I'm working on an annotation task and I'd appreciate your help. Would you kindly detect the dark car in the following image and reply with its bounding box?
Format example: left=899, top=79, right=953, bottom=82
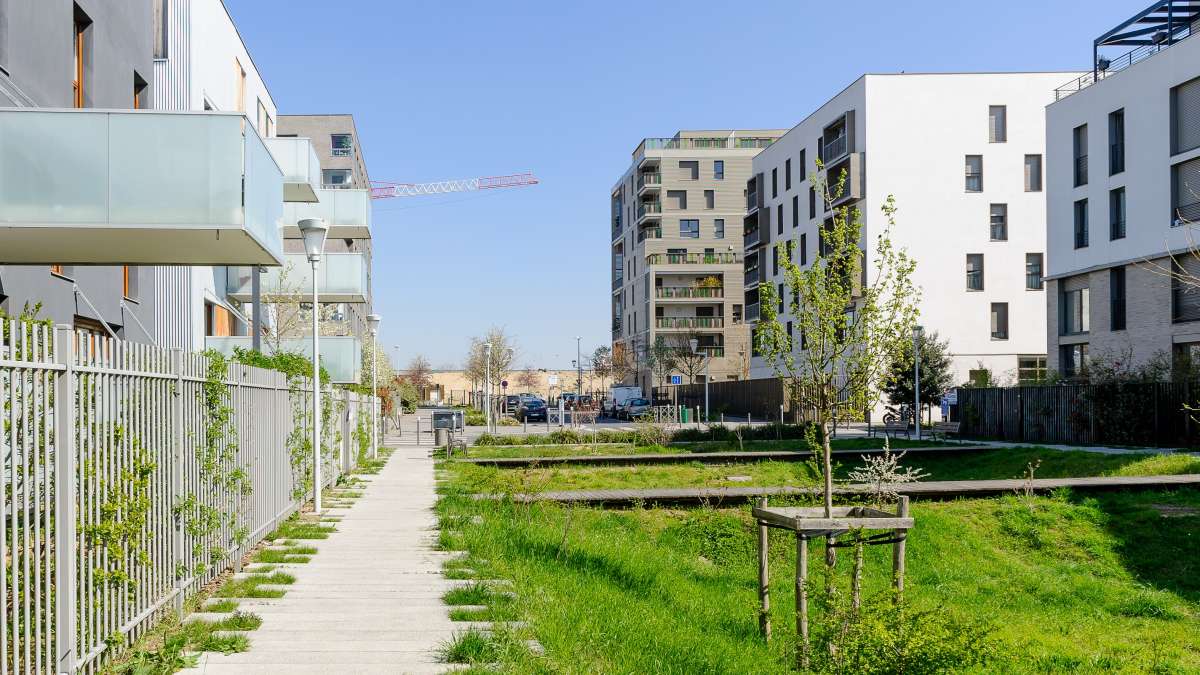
left=504, top=394, right=521, bottom=416
left=516, top=399, right=548, bottom=422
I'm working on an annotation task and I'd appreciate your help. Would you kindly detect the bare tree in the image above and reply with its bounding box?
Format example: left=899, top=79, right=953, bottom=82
left=590, top=346, right=613, bottom=391
left=260, top=262, right=348, bottom=352
left=645, top=337, right=678, bottom=389
left=406, top=355, right=433, bottom=398
left=515, top=367, right=540, bottom=391
left=670, top=331, right=707, bottom=384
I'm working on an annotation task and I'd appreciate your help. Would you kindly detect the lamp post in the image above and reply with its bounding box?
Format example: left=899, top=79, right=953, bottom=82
left=913, top=325, right=924, bottom=442
left=484, top=342, right=493, bottom=432
left=367, top=314, right=381, bottom=459
left=575, top=336, right=582, bottom=397
left=299, top=218, right=328, bottom=512
left=689, top=338, right=710, bottom=422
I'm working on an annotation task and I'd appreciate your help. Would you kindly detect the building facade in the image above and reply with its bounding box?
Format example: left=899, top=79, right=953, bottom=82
left=746, top=73, right=1077, bottom=389
left=1045, top=7, right=1200, bottom=378
left=0, top=0, right=158, bottom=339
left=611, top=130, right=785, bottom=392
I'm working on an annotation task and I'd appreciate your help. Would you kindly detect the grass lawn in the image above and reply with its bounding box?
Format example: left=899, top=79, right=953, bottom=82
left=442, top=447, right=1200, bottom=494
left=463, top=437, right=955, bottom=460
left=436, top=488, right=1200, bottom=673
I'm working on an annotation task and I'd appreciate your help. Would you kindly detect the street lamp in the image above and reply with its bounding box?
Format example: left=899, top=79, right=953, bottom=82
left=484, top=342, right=493, bottom=432
left=689, top=338, right=710, bottom=422
left=298, top=218, right=328, bottom=512
left=913, top=325, right=924, bottom=442
left=575, top=336, right=582, bottom=397
left=367, top=313, right=381, bottom=459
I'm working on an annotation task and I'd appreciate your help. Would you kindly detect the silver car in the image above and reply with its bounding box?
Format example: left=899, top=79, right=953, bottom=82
left=620, top=397, right=652, bottom=419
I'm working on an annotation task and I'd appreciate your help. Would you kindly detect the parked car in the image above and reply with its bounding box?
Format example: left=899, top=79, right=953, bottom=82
left=516, top=398, right=547, bottom=422
left=504, top=394, right=521, bottom=415
left=601, top=397, right=618, bottom=417
left=558, top=393, right=577, bottom=408
left=577, top=394, right=595, bottom=408
left=619, top=397, right=652, bottom=420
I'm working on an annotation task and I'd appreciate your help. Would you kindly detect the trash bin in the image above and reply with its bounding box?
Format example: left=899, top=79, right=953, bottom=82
left=680, top=406, right=690, bottom=424
left=434, top=428, right=449, bottom=449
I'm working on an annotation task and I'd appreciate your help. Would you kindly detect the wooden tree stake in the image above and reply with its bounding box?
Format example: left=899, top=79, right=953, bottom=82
left=757, top=497, right=771, bottom=640
left=796, top=532, right=810, bottom=671
left=892, top=495, right=909, bottom=598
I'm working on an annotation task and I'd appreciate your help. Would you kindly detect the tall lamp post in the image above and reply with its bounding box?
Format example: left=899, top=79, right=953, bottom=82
left=367, top=314, right=381, bottom=459
left=484, top=342, right=493, bottom=432
left=689, top=338, right=710, bottom=422
left=913, top=325, right=924, bottom=442
left=299, top=218, right=328, bottom=512
left=575, top=336, right=582, bottom=396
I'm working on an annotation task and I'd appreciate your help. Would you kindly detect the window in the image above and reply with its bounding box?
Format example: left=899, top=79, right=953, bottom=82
left=785, top=159, right=792, bottom=190
left=1017, top=356, right=1047, bottom=384
left=965, top=155, right=982, bottom=192
left=234, top=58, right=246, bottom=112
left=778, top=283, right=784, bottom=313
left=1171, top=76, right=1200, bottom=155
left=704, top=190, right=715, bottom=210
left=988, top=105, right=1007, bottom=143
left=1173, top=157, right=1200, bottom=225
left=153, top=0, right=168, bottom=58
left=72, top=6, right=91, bottom=108
left=133, top=72, right=148, bottom=109
left=331, top=134, right=353, bottom=157
left=800, top=233, right=807, bottom=265
left=966, top=254, right=984, bottom=291
left=808, top=186, right=816, bottom=219
left=123, top=266, right=138, bottom=300
left=1080, top=200, right=1089, bottom=251
left=777, top=204, right=783, bottom=235
left=714, top=219, right=724, bottom=239
left=732, top=304, right=743, bottom=324
left=1173, top=254, right=1200, bottom=322
left=1109, top=109, right=1125, bottom=174
left=323, top=169, right=352, bottom=188
left=679, top=219, right=699, bottom=238
left=1109, top=187, right=1126, bottom=240
left=990, top=303, right=1009, bottom=340
left=792, top=195, right=799, bottom=228
left=771, top=168, right=778, bottom=198
left=1110, top=266, right=1126, bottom=331
left=1060, top=344, right=1089, bottom=377
left=1073, top=124, right=1088, bottom=186
left=1026, top=253, right=1044, bottom=290
left=772, top=247, right=779, bottom=276
left=1024, top=154, right=1043, bottom=192
left=205, top=302, right=234, bottom=337
left=786, top=321, right=793, bottom=342
left=667, top=190, right=687, bottom=210
left=714, top=160, right=724, bottom=180
left=989, top=203, right=1007, bottom=241
left=679, top=161, right=699, bottom=180
left=1061, top=287, right=1090, bottom=334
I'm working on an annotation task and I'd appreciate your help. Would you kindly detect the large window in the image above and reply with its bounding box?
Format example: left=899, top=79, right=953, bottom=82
left=679, top=219, right=699, bottom=238
left=1061, top=287, right=1090, bottom=335
left=331, top=134, right=353, bottom=157
left=1173, top=254, right=1200, bottom=322
left=1061, top=344, right=1089, bottom=378
left=1017, top=356, right=1047, bottom=384
left=667, top=190, right=687, bottom=210
left=1109, top=109, right=1125, bottom=175
left=988, top=105, right=1007, bottom=143
left=714, top=218, right=724, bottom=239
left=714, top=160, right=724, bottom=180
left=990, top=302, right=1009, bottom=340
left=1024, top=154, right=1043, bottom=192
left=1171, top=76, right=1200, bottom=155
left=679, top=161, right=699, bottom=180
left=1026, top=253, right=1044, bottom=290
left=1074, top=199, right=1089, bottom=249
left=966, top=254, right=984, bottom=291
left=965, top=155, right=983, bottom=192
left=990, top=203, right=1007, bottom=241
left=323, top=169, right=352, bottom=188
left=1173, top=157, right=1200, bottom=225
left=1109, top=187, right=1126, bottom=240
left=1073, top=124, right=1088, bottom=187
left=1110, top=266, right=1126, bottom=331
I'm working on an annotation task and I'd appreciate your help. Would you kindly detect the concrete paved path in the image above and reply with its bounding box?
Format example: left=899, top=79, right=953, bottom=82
left=183, top=421, right=463, bottom=674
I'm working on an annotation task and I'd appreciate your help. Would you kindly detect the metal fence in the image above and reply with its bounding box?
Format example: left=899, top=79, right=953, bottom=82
left=659, top=378, right=786, bottom=421
left=0, top=321, right=376, bottom=673
left=956, top=382, right=1200, bottom=447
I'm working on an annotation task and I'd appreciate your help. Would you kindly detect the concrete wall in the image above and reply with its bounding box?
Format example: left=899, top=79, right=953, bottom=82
left=0, top=0, right=158, bottom=339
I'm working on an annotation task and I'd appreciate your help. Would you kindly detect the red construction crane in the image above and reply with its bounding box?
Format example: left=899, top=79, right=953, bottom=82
left=370, top=172, right=539, bottom=199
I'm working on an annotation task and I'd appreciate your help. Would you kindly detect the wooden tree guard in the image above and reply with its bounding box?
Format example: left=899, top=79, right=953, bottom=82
left=753, top=496, right=913, bottom=670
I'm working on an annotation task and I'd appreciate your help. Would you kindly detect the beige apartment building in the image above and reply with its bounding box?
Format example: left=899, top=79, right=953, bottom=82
left=611, top=130, right=785, bottom=390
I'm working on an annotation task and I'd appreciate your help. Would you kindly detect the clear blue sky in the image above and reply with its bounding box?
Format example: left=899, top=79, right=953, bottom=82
left=224, top=0, right=1133, bottom=371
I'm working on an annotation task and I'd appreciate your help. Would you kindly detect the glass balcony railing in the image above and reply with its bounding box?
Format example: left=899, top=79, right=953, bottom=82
left=264, top=136, right=321, bottom=203
left=746, top=303, right=761, bottom=323
left=227, top=252, right=369, bottom=303
left=699, top=346, right=726, bottom=357
left=655, top=287, right=724, bottom=299
left=637, top=227, right=662, bottom=243
left=637, top=172, right=662, bottom=191
left=647, top=252, right=740, bottom=265
left=205, top=335, right=362, bottom=383
left=744, top=267, right=763, bottom=286
left=744, top=227, right=762, bottom=248
left=655, top=317, right=725, bottom=329
left=284, top=188, right=372, bottom=238
left=637, top=202, right=662, bottom=220
left=0, top=108, right=283, bottom=265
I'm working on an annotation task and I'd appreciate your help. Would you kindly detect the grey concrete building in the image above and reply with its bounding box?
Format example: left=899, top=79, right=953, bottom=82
left=0, top=0, right=158, bottom=339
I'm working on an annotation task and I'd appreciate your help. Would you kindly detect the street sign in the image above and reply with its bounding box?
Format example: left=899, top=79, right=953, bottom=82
left=945, top=389, right=958, bottom=405
left=671, top=375, right=682, bottom=385
left=501, top=380, right=508, bottom=389
left=548, top=375, right=558, bottom=386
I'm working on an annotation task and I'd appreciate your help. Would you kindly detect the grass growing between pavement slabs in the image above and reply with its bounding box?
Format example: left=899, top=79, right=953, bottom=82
left=214, top=571, right=296, bottom=599
left=436, top=486, right=1200, bottom=673
left=443, top=447, right=1200, bottom=494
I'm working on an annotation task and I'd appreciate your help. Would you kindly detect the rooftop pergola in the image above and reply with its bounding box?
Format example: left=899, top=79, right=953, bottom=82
left=1094, top=1, right=1200, bottom=76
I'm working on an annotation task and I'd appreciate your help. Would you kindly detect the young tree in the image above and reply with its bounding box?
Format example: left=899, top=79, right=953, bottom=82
left=670, top=331, right=708, bottom=384
left=645, top=337, right=679, bottom=390
left=406, top=354, right=433, bottom=397
left=259, top=262, right=348, bottom=352
left=883, top=330, right=953, bottom=417
left=757, top=169, right=919, bottom=520
left=590, top=346, right=613, bottom=391
left=514, top=366, right=540, bottom=391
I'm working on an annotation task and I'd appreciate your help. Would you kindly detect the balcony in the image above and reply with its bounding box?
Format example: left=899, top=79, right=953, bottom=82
left=744, top=226, right=762, bottom=249
left=656, top=287, right=724, bottom=299
left=637, top=172, right=662, bottom=193
left=0, top=108, right=283, bottom=265
left=283, top=188, right=372, bottom=239
left=637, top=226, right=662, bottom=243
left=636, top=201, right=662, bottom=222
left=264, top=136, right=321, bottom=202
left=699, top=346, right=726, bottom=357
left=206, top=335, right=362, bottom=384
left=744, top=266, right=764, bottom=287
left=823, top=152, right=864, bottom=208
left=646, top=252, right=740, bottom=265
left=655, top=316, right=725, bottom=330
left=612, top=317, right=622, bottom=337
left=746, top=302, right=761, bottom=323
left=227, top=252, right=369, bottom=303
left=822, top=134, right=848, bottom=164
left=613, top=276, right=623, bottom=291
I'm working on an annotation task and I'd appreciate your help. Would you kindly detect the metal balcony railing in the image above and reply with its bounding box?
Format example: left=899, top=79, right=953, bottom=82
left=744, top=227, right=762, bottom=248
left=655, top=317, right=725, bottom=329
left=744, top=266, right=763, bottom=286
left=822, top=135, right=848, bottom=163
left=1054, top=31, right=1195, bottom=101
left=746, top=190, right=759, bottom=211
left=655, top=287, right=724, bottom=299
left=637, top=172, right=662, bottom=190
left=745, top=303, right=761, bottom=323
left=613, top=276, right=623, bottom=290
left=647, top=252, right=740, bottom=265
left=637, top=227, right=662, bottom=243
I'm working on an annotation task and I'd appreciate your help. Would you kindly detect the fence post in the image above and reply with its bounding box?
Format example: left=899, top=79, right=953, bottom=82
left=53, top=325, right=78, bottom=673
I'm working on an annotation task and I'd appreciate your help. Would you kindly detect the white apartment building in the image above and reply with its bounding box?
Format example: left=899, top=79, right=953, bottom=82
left=1045, top=3, right=1200, bottom=377
left=746, top=72, right=1080, bottom=387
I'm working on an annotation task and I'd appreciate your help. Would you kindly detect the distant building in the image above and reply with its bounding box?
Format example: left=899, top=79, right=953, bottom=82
left=1045, top=3, right=1200, bottom=378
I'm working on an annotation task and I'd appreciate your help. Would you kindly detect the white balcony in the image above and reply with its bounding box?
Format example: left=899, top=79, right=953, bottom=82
left=227, top=252, right=369, bottom=303
left=205, top=335, right=362, bottom=384
left=264, top=136, right=321, bottom=203
left=0, top=108, right=284, bottom=265
left=282, top=188, right=371, bottom=239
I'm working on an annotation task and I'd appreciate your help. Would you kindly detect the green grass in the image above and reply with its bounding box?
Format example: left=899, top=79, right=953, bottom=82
left=462, top=437, right=954, bottom=460
left=267, top=516, right=336, bottom=540
left=252, top=546, right=317, bottom=564
left=436, top=488, right=1200, bottom=673
left=204, top=599, right=240, bottom=613
left=439, top=629, right=500, bottom=664
left=445, top=583, right=493, bottom=605
left=214, top=572, right=296, bottom=599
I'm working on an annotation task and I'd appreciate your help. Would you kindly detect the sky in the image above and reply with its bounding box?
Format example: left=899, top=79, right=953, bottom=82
left=223, top=0, right=1136, bottom=372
